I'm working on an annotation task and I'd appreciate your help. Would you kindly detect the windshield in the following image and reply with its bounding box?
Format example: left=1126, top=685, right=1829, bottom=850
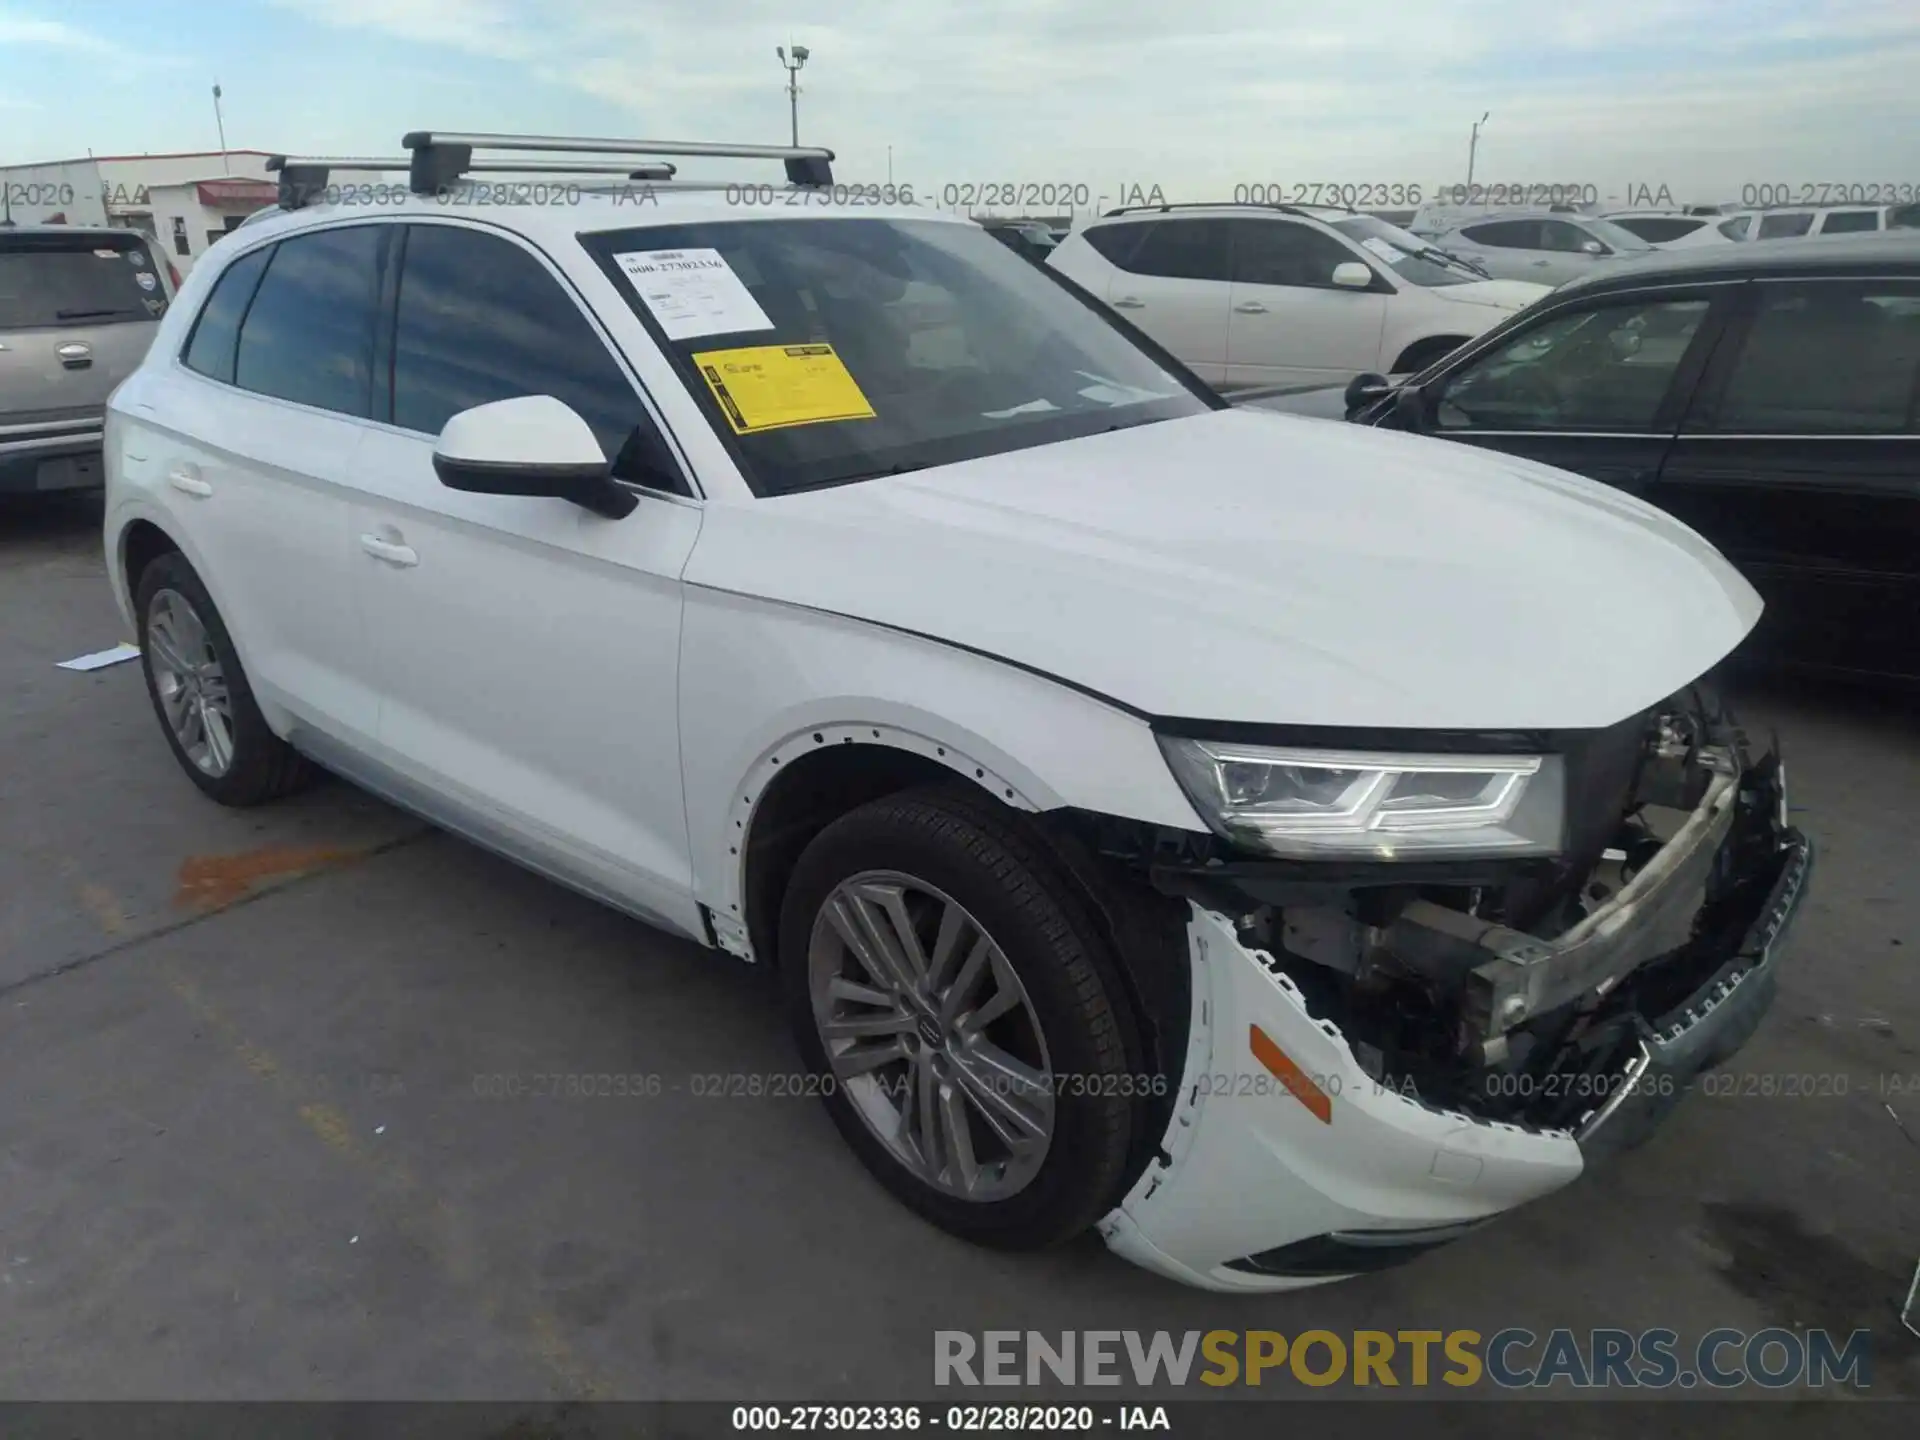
left=585, top=217, right=1213, bottom=496
left=1582, top=217, right=1655, bottom=252
left=0, top=234, right=168, bottom=329
left=1326, top=215, right=1476, bottom=286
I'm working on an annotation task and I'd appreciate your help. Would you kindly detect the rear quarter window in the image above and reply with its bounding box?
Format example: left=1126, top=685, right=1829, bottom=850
left=0, top=235, right=169, bottom=329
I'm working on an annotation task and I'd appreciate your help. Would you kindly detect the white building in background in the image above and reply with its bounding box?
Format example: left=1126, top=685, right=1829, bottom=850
left=1, top=150, right=284, bottom=274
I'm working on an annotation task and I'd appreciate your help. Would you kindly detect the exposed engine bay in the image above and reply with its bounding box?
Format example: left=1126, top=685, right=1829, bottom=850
left=1072, top=687, right=1801, bottom=1132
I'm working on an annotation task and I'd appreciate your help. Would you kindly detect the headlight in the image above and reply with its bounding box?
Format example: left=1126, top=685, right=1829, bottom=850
left=1158, top=737, right=1566, bottom=860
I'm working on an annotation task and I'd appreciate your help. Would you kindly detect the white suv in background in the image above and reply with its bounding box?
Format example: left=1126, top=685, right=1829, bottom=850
left=104, top=132, right=1809, bottom=1293
left=1046, top=204, right=1548, bottom=391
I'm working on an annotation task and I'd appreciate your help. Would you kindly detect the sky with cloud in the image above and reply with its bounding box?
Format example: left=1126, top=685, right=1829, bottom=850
left=2, top=0, right=1916, bottom=207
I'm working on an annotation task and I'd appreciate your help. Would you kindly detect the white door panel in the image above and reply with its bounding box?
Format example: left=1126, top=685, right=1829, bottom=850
left=1224, top=285, right=1388, bottom=388
left=144, top=370, right=373, bottom=742
left=1106, top=276, right=1231, bottom=384
left=349, top=427, right=703, bottom=931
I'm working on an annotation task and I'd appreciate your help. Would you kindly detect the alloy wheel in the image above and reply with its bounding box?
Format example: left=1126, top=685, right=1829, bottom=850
left=807, top=871, right=1056, bottom=1201
left=146, top=588, right=235, bottom=778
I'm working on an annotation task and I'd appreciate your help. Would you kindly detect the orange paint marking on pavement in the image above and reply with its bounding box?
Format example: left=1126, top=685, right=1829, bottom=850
left=173, top=844, right=363, bottom=910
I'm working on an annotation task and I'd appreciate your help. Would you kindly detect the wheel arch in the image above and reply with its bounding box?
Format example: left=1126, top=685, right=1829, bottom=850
left=1390, top=332, right=1471, bottom=375
left=732, top=725, right=1046, bottom=970
left=109, top=502, right=280, bottom=729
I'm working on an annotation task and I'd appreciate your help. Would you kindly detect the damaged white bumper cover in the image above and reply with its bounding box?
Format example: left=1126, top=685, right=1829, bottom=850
left=1098, top=813, right=1813, bottom=1292
left=1096, top=906, right=1584, bottom=1292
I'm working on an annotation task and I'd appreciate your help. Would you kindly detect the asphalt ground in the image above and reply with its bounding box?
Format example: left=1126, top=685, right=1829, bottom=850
left=3, top=492, right=1917, bottom=1431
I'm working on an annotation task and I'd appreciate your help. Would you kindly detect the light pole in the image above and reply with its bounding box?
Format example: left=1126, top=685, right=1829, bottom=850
left=212, top=83, right=230, bottom=173
left=1466, top=111, right=1489, bottom=191
left=776, top=44, right=809, bottom=146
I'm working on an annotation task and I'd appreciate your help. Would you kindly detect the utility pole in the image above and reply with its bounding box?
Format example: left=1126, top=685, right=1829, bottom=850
left=776, top=44, right=810, bottom=146
left=212, top=83, right=230, bottom=173
left=1466, top=111, right=1489, bottom=189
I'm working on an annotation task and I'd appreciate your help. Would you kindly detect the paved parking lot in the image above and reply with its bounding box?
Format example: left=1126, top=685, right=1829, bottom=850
left=3, top=494, right=1918, bottom=1418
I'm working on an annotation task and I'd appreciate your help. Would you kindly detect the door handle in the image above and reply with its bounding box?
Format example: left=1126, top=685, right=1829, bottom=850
left=1111, top=296, right=1145, bottom=309
left=1233, top=301, right=1269, bottom=314
left=167, top=467, right=212, bottom=498
left=359, top=533, right=419, bottom=568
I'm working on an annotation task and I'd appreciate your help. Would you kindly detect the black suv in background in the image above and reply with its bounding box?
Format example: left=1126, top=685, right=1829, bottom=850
left=1304, top=233, right=1920, bottom=682
left=1, top=226, right=171, bottom=497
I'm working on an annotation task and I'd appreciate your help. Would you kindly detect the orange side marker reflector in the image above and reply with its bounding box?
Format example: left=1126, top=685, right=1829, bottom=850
left=1250, top=1024, right=1334, bottom=1124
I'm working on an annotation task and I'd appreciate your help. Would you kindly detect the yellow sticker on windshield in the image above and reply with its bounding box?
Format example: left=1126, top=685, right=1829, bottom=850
left=691, top=343, right=876, bottom=434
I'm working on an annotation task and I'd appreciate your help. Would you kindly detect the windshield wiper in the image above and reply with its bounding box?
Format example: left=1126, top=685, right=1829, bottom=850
left=1421, top=248, right=1490, bottom=279
left=55, top=307, right=129, bottom=320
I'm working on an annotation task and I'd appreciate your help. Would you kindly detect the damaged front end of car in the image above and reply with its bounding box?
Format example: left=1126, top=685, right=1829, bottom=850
left=1060, top=687, right=1812, bottom=1289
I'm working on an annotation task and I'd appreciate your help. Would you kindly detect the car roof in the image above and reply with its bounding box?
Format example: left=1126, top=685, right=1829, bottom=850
left=1551, top=229, right=1920, bottom=299
left=1084, top=203, right=1340, bottom=228
left=1440, top=210, right=1601, bottom=226
left=226, top=182, right=963, bottom=251
left=0, top=224, right=148, bottom=242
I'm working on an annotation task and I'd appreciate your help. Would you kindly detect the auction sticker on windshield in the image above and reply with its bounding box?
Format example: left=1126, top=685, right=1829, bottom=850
left=1359, top=236, right=1408, bottom=263
left=692, top=343, right=877, bottom=433
left=612, top=248, right=773, bottom=340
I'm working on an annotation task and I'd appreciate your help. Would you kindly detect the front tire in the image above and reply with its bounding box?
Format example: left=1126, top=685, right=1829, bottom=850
left=779, top=785, right=1143, bottom=1250
left=134, top=551, right=311, bottom=807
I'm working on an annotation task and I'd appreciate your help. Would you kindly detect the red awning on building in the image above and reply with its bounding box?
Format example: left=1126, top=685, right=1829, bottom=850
left=196, top=179, right=279, bottom=207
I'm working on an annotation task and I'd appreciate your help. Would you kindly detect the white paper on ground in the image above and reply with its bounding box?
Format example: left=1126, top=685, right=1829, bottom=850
left=612, top=248, right=774, bottom=340
left=57, top=641, right=141, bottom=672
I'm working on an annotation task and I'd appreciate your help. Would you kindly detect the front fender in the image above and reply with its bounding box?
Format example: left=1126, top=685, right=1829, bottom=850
left=678, top=586, right=1207, bottom=946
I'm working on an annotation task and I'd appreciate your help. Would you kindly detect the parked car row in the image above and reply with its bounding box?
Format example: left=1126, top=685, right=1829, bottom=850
left=1606, top=204, right=1920, bottom=248
left=1046, top=203, right=1547, bottom=388
left=1, top=225, right=174, bottom=497
left=1251, top=231, right=1920, bottom=682
left=102, top=133, right=1810, bottom=1292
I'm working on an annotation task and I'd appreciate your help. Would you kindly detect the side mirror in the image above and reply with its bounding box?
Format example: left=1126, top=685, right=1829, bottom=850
left=1343, top=371, right=1393, bottom=417
left=433, top=395, right=637, bottom=520
left=1331, top=261, right=1374, bottom=289
left=1393, top=380, right=1435, bottom=430
left=1580, top=239, right=1607, bottom=256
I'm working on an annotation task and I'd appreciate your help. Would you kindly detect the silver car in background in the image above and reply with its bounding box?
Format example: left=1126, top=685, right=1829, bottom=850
left=1417, top=211, right=1658, bottom=285
left=1, top=225, right=171, bottom=498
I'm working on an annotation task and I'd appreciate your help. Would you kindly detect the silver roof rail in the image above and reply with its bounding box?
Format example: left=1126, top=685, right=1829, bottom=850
left=266, top=152, right=679, bottom=209
left=402, top=130, right=834, bottom=197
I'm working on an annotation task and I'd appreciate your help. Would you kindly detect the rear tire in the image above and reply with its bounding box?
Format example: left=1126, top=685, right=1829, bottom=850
left=134, top=551, right=312, bottom=807
left=779, top=785, right=1143, bottom=1250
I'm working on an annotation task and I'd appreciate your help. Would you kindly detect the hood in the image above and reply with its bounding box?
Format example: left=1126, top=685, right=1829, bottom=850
left=1431, top=278, right=1551, bottom=311
left=686, top=409, right=1761, bottom=731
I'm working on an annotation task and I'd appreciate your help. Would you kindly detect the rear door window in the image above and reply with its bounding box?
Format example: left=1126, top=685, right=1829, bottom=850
left=1816, top=210, right=1880, bottom=234
left=1460, top=220, right=1541, bottom=249
left=1120, top=219, right=1232, bottom=281
left=0, top=233, right=169, bottom=329
left=1709, top=283, right=1920, bottom=434
left=233, top=225, right=383, bottom=418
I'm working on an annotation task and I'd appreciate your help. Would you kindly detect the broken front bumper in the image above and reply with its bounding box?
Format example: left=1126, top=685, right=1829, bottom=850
left=1098, top=756, right=1811, bottom=1292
